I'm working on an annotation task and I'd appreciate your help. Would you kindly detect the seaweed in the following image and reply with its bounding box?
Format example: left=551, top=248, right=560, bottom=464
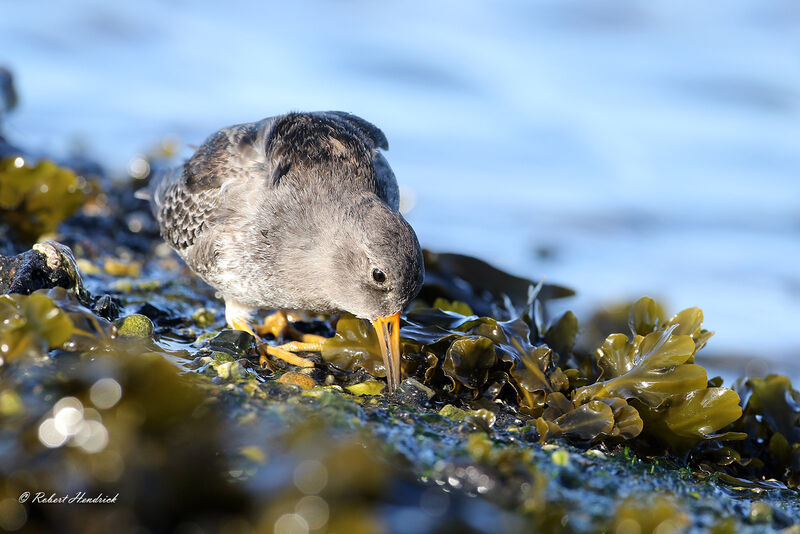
left=6, top=238, right=798, bottom=498
left=314, top=293, right=800, bottom=499
left=573, top=328, right=708, bottom=407
left=611, top=494, right=690, bottom=534
left=0, top=158, right=86, bottom=243
left=727, top=375, right=800, bottom=487
left=0, top=292, right=74, bottom=363
left=319, top=297, right=742, bottom=453
left=417, top=250, right=574, bottom=317
left=321, top=314, right=384, bottom=377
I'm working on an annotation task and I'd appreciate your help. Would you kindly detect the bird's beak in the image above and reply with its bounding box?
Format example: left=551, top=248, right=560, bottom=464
left=372, top=312, right=402, bottom=393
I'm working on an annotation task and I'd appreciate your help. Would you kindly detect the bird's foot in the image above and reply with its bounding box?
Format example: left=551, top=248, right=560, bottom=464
left=273, top=341, right=324, bottom=352
left=258, top=344, right=315, bottom=369
left=228, top=315, right=258, bottom=338
left=295, top=333, right=328, bottom=344
left=255, top=310, right=290, bottom=338
left=256, top=312, right=329, bottom=345
left=228, top=306, right=329, bottom=370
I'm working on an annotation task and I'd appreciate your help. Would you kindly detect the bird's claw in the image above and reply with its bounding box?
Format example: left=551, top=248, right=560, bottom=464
left=229, top=309, right=326, bottom=370
left=256, top=310, right=290, bottom=338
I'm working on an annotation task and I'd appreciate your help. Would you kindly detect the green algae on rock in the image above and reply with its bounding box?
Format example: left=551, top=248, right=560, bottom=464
left=115, top=313, right=155, bottom=338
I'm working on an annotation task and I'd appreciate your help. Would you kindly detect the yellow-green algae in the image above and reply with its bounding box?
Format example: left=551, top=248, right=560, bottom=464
left=0, top=292, right=73, bottom=363
left=0, top=158, right=85, bottom=243
left=320, top=296, right=747, bottom=460
left=612, top=493, right=690, bottom=534
left=115, top=313, right=155, bottom=338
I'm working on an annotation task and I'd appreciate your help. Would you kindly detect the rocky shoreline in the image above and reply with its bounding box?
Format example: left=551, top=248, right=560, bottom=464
left=1, top=70, right=799, bottom=533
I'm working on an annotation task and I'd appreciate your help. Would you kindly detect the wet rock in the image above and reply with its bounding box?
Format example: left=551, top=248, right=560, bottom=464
left=92, top=294, right=121, bottom=321
left=395, top=377, right=436, bottom=406
left=116, top=313, right=155, bottom=338
left=772, top=507, right=795, bottom=529
left=556, top=465, right=584, bottom=490
left=0, top=241, right=88, bottom=301
left=207, top=329, right=254, bottom=358
left=136, top=302, right=184, bottom=327
left=292, top=318, right=336, bottom=338
left=278, top=371, right=317, bottom=390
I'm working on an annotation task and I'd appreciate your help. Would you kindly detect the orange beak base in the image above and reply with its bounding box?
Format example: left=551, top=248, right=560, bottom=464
left=372, top=312, right=402, bottom=393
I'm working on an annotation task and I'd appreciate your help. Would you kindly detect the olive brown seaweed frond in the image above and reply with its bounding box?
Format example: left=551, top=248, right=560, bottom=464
left=318, top=294, right=800, bottom=488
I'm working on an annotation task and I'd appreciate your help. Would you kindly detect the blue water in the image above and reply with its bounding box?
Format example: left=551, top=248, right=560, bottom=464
left=2, top=0, right=799, bottom=379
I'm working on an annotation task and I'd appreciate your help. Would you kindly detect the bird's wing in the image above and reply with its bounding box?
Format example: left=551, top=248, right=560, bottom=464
left=182, top=120, right=274, bottom=193
left=149, top=120, right=274, bottom=251
left=264, top=111, right=399, bottom=210
left=150, top=111, right=398, bottom=252
left=319, top=111, right=399, bottom=211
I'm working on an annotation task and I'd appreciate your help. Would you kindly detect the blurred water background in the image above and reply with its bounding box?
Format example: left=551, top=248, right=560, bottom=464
left=1, top=0, right=798, bottom=380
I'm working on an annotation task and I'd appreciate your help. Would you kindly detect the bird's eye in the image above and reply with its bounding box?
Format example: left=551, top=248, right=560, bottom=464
left=372, top=268, right=386, bottom=284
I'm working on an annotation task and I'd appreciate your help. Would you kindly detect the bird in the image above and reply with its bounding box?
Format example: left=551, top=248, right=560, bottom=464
left=146, top=111, right=424, bottom=392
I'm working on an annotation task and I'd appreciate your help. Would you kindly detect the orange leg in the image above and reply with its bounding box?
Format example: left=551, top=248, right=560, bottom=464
left=228, top=315, right=257, bottom=338
left=257, top=311, right=329, bottom=345
left=255, top=310, right=290, bottom=338
left=260, top=345, right=315, bottom=368
left=225, top=303, right=322, bottom=369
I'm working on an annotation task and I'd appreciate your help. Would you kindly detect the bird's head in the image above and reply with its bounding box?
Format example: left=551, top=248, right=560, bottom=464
left=325, top=195, right=424, bottom=391
left=330, top=201, right=424, bottom=319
